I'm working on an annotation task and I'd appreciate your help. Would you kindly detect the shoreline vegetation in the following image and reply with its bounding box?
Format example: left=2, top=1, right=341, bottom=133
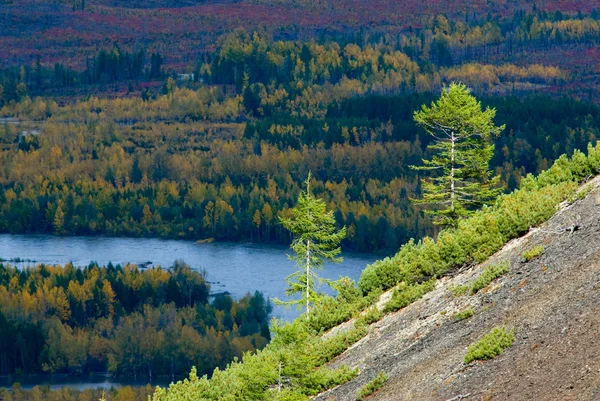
left=1, top=383, right=156, bottom=401
left=0, top=260, right=272, bottom=382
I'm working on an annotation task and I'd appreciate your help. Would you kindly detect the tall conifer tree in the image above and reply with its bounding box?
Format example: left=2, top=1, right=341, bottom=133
left=412, top=83, right=504, bottom=226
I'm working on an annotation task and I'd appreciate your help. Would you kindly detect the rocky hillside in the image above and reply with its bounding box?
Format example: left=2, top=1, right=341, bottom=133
left=317, top=177, right=600, bottom=401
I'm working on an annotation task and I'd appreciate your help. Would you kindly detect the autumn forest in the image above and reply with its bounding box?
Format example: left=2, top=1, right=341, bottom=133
left=1, top=0, right=600, bottom=399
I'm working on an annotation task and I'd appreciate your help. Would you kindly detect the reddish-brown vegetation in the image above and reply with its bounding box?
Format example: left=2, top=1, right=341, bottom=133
left=1, top=0, right=592, bottom=70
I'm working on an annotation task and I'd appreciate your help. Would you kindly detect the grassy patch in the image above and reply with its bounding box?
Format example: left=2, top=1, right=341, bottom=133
left=383, top=280, right=436, bottom=313
left=464, top=327, right=515, bottom=364
left=356, top=371, right=389, bottom=400
left=522, top=246, right=544, bottom=262
left=453, top=308, right=474, bottom=321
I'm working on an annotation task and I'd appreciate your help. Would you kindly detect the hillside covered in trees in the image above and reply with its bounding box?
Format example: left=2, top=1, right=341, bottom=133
left=145, top=141, right=600, bottom=401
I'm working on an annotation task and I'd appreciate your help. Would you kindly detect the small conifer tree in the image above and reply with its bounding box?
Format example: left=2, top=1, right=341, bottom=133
left=277, top=173, right=346, bottom=317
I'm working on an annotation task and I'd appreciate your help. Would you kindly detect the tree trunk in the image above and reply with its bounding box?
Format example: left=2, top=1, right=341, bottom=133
left=450, top=131, right=455, bottom=212
left=278, top=361, right=282, bottom=392
left=306, top=239, right=310, bottom=318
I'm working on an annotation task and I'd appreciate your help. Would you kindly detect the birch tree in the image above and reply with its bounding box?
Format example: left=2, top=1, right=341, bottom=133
left=412, top=83, right=504, bottom=227
left=277, top=173, right=346, bottom=318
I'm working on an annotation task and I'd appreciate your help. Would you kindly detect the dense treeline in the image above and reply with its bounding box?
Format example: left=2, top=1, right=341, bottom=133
left=204, top=30, right=563, bottom=107
left=1, top=384, right=154, bottom=401
left=0, top=48, right=165, bottom=105
left=0, top=261, right=271, bottom=378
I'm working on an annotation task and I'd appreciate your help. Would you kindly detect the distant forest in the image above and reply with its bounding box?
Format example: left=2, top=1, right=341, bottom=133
left=0, top=3, right=599, bottom=400
left=3, top=8, right=600, bottom=102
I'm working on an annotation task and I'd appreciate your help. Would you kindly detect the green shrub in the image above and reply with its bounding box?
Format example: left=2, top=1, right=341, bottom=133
left=331, top=277, right=364, bottom=304
left=470, top=262, right=510, bottom=294
left=300, top=365, right=358, bottom=396
left=356, top=306, right=384, bottom=327
left=314, top=324, right=369, bottom=366
left=568, top=183, right=593, bottom=202
left=464, top=327, right=515, bottom=364
left=307, top=295, right=355, bottom=332
left=356, top=371, right=389, bottom=400
left=453, top=308, right=474, bottom=321
left=522, top=246, right=544, bottom=262
left=264, top=389, right=308, bottom=401
left=383, top=280, right=436, bottom=313
left=449, top=283, right=469, bottom=297
left=450, top=262, right=509, bottom=298
left=307, top=280, right=382, bottom=333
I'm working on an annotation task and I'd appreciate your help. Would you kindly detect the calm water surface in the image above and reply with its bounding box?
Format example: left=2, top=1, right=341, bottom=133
left=0, top=234, right=378, bottom=319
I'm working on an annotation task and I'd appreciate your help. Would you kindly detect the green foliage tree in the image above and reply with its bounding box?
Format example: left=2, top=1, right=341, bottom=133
left=278, top=173, right=346, bottom=318
left=412, top=82, right=505, bottom=226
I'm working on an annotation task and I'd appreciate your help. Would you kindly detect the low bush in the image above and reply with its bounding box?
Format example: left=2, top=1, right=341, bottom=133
left=470, top=262, right=510, bottom=294
left=522, top=246, right=544, bottom=262
left=450, top=262, right=509, bottom=297
left=568, top=183, right=593, bottom=202
left=449, top=284, right=469, bottom=297
left=453, top=308, right=474, bottom=321
left=306, top=280, right=382, bottom=333
left=464, top=327, right=515, bottom=364
left=356, top=371, right=389, bottom=400
left=356, top=306, right=384, bottom=326
left=383, top=280, right=436, bottom=313
left=314, top=325, right=369, bottom=366
left=452, top=308, right=475, bottom=321
left=299, top=365, right=358, bottom=396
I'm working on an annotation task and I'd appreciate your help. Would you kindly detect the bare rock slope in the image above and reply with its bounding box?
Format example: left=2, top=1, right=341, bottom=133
left=317, top=179, right=600, bottom=401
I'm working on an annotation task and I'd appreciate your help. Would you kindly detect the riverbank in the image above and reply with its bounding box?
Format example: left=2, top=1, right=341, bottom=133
left=0, top=234, right=378, bottom=321
left=0, top=374, right=169, bottom=391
